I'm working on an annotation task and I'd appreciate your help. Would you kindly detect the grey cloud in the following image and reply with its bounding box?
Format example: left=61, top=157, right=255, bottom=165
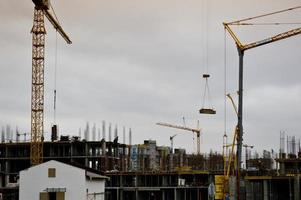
left=1, top=0, right=301, bottom=153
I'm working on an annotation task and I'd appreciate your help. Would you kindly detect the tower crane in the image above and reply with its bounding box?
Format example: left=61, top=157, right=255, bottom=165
left=156, top=122, right=201, bottom=154
left=223, top=5, right=301, bottom=200
left=30, top=0, right=71, bottom=165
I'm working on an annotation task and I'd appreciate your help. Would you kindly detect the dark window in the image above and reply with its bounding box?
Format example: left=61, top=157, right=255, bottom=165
left=49, top=192, right=56, bottom=200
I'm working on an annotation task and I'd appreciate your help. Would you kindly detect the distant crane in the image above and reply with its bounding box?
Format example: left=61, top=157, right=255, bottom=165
left=30, top=0, right=71, bottom=165
left=156, top=122, right=201, bottom=154
left=224, top=5, right=301, bottom=199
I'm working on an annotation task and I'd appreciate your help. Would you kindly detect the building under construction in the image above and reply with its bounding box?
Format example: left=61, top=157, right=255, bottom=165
left=0, top=125, right=224, bottom=200
left=0, top=128, right=300, bottom=200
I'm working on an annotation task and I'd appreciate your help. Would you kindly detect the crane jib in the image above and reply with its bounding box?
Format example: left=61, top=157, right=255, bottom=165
left=255, top=38, right=273, bottom=46
left=44, top=10, right=72, bottom=44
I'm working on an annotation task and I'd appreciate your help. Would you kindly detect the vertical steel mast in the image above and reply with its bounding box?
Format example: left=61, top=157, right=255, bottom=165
left=30, top=7, right=46, bottom=165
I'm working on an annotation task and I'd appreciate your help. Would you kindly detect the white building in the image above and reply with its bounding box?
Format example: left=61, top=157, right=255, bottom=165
left=19, top=160, right=109, bottom=200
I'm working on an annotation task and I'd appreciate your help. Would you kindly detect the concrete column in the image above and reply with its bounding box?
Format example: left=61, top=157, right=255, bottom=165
left=92, top=146, right=96, bottom=156
left=280, top=162, right=285, bottom=175
left=92, top=159, right=96, bottom=169
left=161, top=190, right=165, bottom=200
left=245, top=181, right=251, bottom=200
left=108, top=143, right=112, bottom=156
left=269, top=180, right=273, bottom=200
left=289, top=178, right=293, bottom=200
left=174, top=188, right=177, bottom=200
left=0, top=167, right=3, bottom=188
left=50, top=143, right=54, bottom=156
left=5, top=160, right=10, bottom=187
left=5, top=146, right=8, bottom=187
left=134, top=175, right=137, bottom=187
left=162, top=176, right=167, bottom=187
left=70, top=142, right=74, bottom=163
left=63, top=145, right=66, bottom=156
left=294, top=175, right=300, bottom=200
left=85, top=142, right=89, bottom=167
left=119, top=189, right=123, bottom=200
left=135, top=189, right=139, bottom=200
left=263, top=180, right=269, bottom=200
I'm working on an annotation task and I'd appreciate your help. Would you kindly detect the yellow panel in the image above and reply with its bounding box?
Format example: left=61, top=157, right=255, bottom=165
left=215, top=184, right=223, bottom=192
left=215, top=175, right=224, bottom=184
left=215, top=193, right=223, bottom=199
left=40, top=192, right=48, bottom=200
left=56, top=192, right=65, bottom=200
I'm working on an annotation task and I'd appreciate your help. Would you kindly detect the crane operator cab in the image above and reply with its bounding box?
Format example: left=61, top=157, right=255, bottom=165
left=32, top=0, right=50, bottom=9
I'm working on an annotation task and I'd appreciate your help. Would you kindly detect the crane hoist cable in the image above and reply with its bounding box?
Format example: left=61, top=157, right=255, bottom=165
left=199, top=0, right=216, bottom=115
left=53, top=31, right=58, bottom=125
left=50, top=3, right=60, bottom=25
left=51, top=2, right=59, bottom=125
left=223, top=28, right=228, bottom=138
left=182, top=116, right=186, bottom=128
left=199, top=74, right=216, bottom=114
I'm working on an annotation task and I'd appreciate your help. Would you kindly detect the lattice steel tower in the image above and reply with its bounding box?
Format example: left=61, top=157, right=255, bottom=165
left=30, top=8, right=46, bottom=165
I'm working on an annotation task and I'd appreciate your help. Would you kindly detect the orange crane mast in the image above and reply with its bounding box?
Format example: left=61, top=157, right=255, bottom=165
left=30, top=0, right=71, bottom=165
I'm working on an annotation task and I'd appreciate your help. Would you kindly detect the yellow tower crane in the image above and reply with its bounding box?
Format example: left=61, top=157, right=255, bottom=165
left=156, top=122, right=201, bottom=154
left=224, top=5, right=301, bottom=200
left=30, top=0, right=71, bottom=165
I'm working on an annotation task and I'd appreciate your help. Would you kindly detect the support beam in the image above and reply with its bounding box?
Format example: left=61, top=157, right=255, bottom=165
left=174, top=188, right=177, bottom=200
left=263, top=180, right=269, bottom=200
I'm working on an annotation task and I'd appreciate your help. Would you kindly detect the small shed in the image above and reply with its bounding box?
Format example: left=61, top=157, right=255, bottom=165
left=19, top=160, right=109, bottom=200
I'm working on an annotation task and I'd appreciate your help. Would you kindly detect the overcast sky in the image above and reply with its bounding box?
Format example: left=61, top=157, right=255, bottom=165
left=1, top=0, right=301, bottom=155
